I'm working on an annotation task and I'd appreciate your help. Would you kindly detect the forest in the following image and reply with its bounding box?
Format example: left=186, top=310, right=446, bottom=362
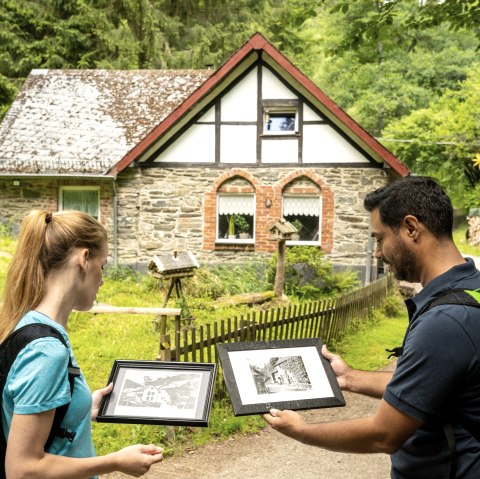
left=1, top=0, right=479, bottom=207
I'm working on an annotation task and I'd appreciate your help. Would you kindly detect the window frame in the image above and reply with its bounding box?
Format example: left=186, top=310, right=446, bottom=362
left=216, top=193, right=255, bottom=244
left=262, top=100, right=299, bottom=136
left=59, top=186, right=101, bottom=220
left=282, top=194, right=322, bottom=246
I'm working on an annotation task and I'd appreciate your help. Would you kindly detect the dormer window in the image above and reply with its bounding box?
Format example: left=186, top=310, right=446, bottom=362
left=262, top=100, right=298, bottom=135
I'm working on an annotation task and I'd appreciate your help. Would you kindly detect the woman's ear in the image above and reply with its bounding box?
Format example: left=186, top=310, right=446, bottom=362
left=79, top=248, right=90, bottom=272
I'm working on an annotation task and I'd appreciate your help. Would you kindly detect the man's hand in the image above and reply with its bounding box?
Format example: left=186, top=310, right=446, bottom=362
left=322, top=345, right=351, bottom=390
left=263, top=409, right=306, bottom=441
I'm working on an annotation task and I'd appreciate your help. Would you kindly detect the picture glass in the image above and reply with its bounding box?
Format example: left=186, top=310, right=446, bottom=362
left=217, top=339, right=345, bottom=415
left=230, top=346, right=333, bottom=405
left=104, top=368, right=207, bottom=420
left=97, top=360, right=216, bottom=426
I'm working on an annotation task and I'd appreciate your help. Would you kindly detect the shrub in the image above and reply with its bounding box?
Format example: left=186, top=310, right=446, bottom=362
left=267, top=246, right=359, bottom=299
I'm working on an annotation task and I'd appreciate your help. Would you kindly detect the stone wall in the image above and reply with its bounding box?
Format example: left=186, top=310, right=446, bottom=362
left=0, top=176, right=114, bottom=248
left=0, top=166, right=388, bottom=274
left=115, top=165, right=388, bottom=270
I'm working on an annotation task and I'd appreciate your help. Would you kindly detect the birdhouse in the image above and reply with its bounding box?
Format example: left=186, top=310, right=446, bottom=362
left=269, top=219, right=297, bottom=241
left=148, top=250, right=199, bottom=279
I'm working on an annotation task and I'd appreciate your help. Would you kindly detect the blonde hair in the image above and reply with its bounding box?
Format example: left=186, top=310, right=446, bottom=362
left=0, top=210, right=107, bottom=343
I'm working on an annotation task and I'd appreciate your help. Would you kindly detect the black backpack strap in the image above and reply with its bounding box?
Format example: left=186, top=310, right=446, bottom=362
left=401, top=288, right=480, bottom=479
left=44, top=363, right=80, bottom=449
left=443, top=421, right=458, bottom=479
left=0, top=324, right=78, bottom=453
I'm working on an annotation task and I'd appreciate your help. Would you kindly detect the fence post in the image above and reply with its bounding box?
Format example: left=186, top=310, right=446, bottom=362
left=157, top=315, right=172, bottom=361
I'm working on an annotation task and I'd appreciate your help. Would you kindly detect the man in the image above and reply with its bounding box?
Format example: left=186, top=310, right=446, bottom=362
left=264, top=176, right=480, bottom=478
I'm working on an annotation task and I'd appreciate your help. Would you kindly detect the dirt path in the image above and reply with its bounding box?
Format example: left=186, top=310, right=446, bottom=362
left=101, top=390, right=391, bottom=479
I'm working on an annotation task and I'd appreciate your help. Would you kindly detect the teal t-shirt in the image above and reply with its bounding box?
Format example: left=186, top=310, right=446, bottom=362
left=2, top=311, right=96, bottom=464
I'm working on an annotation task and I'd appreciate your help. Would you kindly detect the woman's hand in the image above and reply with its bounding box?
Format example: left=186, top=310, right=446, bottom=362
left=112, top=444, right=164, bottom=477
left=91, top=382, right=113, bottom=421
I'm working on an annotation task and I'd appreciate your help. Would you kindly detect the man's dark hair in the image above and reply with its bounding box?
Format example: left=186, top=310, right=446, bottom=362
left=364, top=176, right=453, bottom=238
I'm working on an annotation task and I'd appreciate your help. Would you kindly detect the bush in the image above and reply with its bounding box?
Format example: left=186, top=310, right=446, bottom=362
left=267, top=246, right=359, bottom=299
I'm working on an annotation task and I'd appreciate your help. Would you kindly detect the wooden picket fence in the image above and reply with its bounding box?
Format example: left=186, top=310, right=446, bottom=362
left=155, top=274, right=395, bottom=365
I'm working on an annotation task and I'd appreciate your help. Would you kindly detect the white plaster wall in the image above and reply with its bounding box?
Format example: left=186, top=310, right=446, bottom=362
left=262, top=139, right=298, bottom=163
left=262, top=68, right=297, bottom=100
left=221, top=69, right=257, bottom=121
left=220, top=125, right=257, bottom=163
left=156, top=124, right=215, bottom=162
left=198, top=106, right=215, bottom=122
left=303, top=104, right=324, bottom=121
left=303, top=125, right=369, bottom=164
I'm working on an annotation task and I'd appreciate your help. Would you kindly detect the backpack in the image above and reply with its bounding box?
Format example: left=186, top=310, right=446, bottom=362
left=386, top=288, right=480, bottom=479
left=0, top=323, right=80, bottom=479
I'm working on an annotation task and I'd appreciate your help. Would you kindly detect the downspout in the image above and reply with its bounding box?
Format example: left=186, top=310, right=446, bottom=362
left=365, top=219, right=372, bottom=285
left=112, top=179, right=118, bottom=267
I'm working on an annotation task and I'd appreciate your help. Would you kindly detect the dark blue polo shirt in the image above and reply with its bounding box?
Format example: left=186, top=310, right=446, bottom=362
left=384, top=258, right=480, bottom=479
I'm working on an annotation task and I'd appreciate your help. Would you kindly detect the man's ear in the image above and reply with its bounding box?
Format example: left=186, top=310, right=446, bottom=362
left=403, top=215, right=420, bottom=240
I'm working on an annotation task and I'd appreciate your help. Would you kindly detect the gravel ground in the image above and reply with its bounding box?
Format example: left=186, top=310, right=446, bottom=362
left=101, top=389, right=392, bottom=479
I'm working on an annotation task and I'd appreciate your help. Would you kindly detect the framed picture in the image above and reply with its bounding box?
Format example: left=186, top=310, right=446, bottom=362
left=96, top=360, right=216, bottom=427
left=217, top=338, right=345, bottom=416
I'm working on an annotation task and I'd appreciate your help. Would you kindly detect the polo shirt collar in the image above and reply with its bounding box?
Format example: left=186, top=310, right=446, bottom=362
left=405, top=257, right=476, bottom=321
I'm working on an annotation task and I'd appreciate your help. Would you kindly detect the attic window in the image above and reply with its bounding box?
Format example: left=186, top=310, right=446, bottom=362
left=263, top=101, right=298, bottom=135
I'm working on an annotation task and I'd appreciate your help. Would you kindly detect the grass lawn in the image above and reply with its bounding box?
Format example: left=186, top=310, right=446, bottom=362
left=0, top=234, right=408, bottom=456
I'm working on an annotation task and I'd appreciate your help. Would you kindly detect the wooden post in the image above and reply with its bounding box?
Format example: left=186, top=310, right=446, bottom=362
left=275, top=239, right=286, bottom=297
left=157, top=315, right=171, bottom=361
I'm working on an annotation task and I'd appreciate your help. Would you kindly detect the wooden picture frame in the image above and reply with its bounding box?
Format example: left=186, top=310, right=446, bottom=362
left=217, top=338, right=345, bottom=416
left=96, top=360, right=216, bottom=427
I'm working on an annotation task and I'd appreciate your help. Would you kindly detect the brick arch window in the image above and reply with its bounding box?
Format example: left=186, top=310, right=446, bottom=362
left=282, top=177, right=322, bottom=245
left=216, top=176, right=255, bottom=244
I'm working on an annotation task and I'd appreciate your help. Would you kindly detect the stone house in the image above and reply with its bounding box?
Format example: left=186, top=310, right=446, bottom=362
left=0, top=33, right=409, bottom=277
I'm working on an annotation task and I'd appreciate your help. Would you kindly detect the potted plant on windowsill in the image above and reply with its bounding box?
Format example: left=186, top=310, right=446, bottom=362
left=291, top=219, right=303, bottom=241
left=235, top=215, right=251, bottom=239
left=227, top=215, right=236, bottom=239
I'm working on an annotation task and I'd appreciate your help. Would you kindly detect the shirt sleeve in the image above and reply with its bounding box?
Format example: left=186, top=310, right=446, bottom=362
left=384, top=307, right=475, bottom=422
left=7, top=337, right=71, bottom=415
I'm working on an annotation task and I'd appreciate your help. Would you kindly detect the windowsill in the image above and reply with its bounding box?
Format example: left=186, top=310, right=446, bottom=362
left=261, top=133, right=300, bottom=138
left=216, top=239, right=255, bottom=245
left=286, top=240, right=320, bottom=246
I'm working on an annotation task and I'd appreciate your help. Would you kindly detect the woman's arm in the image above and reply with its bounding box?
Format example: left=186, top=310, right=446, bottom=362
left=6, top=411, right=163, bottom=479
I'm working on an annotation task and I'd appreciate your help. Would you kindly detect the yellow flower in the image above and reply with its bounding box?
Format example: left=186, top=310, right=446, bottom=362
left=472, top=153, right=480, bottom=170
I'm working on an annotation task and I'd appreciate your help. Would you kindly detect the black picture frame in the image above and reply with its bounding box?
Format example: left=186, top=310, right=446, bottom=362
left=217, top=338, right=345, bottom=416
left=96, top=360, right=216, bottom=427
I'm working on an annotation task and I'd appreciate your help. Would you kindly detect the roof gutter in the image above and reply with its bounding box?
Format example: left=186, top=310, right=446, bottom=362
left=0, top=173, right=116, bottom=179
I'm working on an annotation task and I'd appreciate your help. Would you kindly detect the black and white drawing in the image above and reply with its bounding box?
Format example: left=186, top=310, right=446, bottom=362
left=97, top=360, right=216, bottom=427
left=217, top=338, right=345, bottom=416
left=248, top=355, right=312, bottom=395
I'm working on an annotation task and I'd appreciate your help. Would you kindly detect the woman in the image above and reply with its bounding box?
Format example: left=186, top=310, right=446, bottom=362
left=0, top=210, right=163, bottom=478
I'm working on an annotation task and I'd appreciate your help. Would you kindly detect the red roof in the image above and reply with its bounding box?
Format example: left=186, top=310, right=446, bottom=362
left=109, top=32, right=409, bottom=177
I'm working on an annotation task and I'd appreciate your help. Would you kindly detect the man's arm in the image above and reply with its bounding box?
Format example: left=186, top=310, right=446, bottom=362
left=264, top=399, right=422, bottom=454
left=322, top=345, right=393, bottom=399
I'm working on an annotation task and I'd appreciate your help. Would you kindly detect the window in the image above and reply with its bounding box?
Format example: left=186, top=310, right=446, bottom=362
left=263, top=101, right=298, bottom=135
left=59, top=187, right=100, bottom=219
left=217, top=194, right=255, bottom=243
left=282, top=195, right=321, bottom=244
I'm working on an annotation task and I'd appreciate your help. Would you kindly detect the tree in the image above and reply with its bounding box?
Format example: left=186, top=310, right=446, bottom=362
left=382, top=65, right=480, bottom=208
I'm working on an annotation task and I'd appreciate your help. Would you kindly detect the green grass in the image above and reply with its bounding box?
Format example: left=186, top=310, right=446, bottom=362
left=0, top=235, right=407, bottom=457
left=453, top=220, right=480, bottom=257
left=330, top=287, right=407, bottom=370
